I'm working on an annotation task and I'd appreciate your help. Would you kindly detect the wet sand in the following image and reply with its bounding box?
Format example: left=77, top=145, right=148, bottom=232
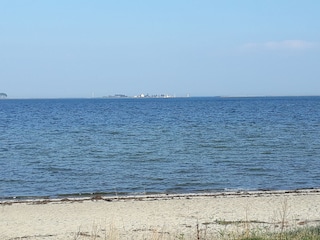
left=1, top=189, right=320, bottom=239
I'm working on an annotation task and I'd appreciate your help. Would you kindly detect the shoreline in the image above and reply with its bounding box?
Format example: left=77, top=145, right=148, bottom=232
left=1, top=188, right=320, bottom=239
left=1, top=188, right=320, bottom=205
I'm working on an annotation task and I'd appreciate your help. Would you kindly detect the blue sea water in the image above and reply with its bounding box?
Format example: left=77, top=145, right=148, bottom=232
left=1, top=97, right=320, bottom=199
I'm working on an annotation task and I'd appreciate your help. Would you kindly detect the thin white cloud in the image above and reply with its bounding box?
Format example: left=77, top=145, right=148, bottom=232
left=243, top=40, right=317, bottom=50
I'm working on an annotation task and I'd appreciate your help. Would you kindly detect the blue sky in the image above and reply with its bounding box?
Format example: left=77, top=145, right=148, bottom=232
left=1, top=0, right=320, bottom=98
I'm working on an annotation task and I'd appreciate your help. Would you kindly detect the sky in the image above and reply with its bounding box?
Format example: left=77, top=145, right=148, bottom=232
left=1, top=0, right=320, bottom=98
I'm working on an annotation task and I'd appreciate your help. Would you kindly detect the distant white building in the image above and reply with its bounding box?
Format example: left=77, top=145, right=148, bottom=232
left=134, top=93, right=174, bottom=98
left=134, top=93, right=146, bottom=98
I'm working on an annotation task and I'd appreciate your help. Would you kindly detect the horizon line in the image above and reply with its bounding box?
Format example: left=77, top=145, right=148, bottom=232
left=2, top=94, right=320, bottom=100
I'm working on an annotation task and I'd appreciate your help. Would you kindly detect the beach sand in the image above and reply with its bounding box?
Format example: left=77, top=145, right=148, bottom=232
left=1, top=189, right=320, bottom=239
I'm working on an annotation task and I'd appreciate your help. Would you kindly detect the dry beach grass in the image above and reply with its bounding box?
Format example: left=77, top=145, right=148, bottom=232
left=1, top=189, right=320, bottom=239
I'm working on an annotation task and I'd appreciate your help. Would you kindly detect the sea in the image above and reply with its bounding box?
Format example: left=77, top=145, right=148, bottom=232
left=1, top=96, right=320, bottom=200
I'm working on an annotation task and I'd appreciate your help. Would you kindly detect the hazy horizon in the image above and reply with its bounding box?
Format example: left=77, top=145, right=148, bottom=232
left=3, top=93, right=320, bottom=100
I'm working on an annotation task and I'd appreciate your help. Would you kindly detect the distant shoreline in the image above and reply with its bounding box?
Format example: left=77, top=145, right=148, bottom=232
left=2, top=95, right=320, bottom=100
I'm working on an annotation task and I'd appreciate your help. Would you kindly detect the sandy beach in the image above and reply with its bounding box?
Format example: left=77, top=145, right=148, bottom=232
left=1, top=189, right=320, bottom=239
